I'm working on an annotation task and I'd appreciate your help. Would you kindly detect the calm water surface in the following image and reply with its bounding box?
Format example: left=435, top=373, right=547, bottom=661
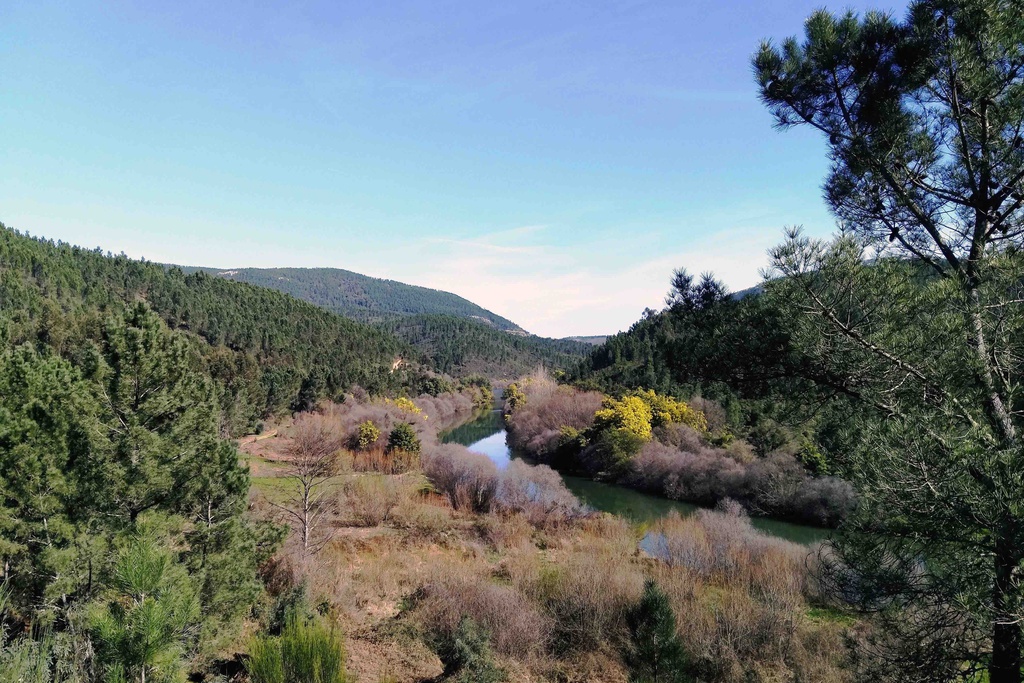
left=441, top=409, right=830, bottom=546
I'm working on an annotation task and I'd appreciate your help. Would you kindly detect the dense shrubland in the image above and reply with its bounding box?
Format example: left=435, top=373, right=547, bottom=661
left=505, top=373, right=854, bottom=526
left=241, top=394, right=855, bottom=683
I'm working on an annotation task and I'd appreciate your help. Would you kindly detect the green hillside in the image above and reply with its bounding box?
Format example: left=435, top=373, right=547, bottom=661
left=185, top=266, right=523, bottom=331
left=0, top=225, right=417, bottom=433
left=382, top=314, right=591, bottom=379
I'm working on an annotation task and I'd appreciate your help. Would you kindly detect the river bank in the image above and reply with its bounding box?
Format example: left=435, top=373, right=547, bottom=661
left=442, top=408, right=830, bottom=545
left=243, top=395, right=853, bottom=682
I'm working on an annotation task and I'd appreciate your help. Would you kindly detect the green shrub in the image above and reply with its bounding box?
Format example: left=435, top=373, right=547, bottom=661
left=386, top=423, right=421, bottom=455
left=796, top=437, right=829, bottom=475
left=587, top=428, right=646, bottom=475
left=625, top=580, right=689, bottom=683
left=89, top=537, right=199, bottom=683
left=504, top=383, right=526, bottom=412
left=436, top=618, right=506, bottom=683
left=247, top=616, right=349, bottom=683
left=246, top=637, right=285, bottom=683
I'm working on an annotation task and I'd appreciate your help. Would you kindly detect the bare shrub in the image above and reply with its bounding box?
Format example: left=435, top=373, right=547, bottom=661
left=495, top=460, right=585, bottom=527
left=342, top=475, right=401, bottom=526
left=414, top=567, right=552, bottom=658
left=624, top=440, right=853, bottom=526
left=413, top=391, right=476, bottom=431
left=392, top=498, right=454, bottom=540
left=653, top=422, right=706, bottom=452
left=475, top=513, right=534, bottom=551
left=422, top=445, right=586, bottom=527
left=641, top=506, right=843, bottom=682
left=422, top=444, right=500, bottom=512
left=505, top=377, right=603, bottom=457
left=788, top=475, right=857, bottom=527
left=646, top=511, right=714, bottom=575
left=349, top=446, right=419, bottom=474
left=723, top=439, right=756, bottom=464
left=530, top=551, right=644, bottom=653
left=688, top=396, right=729, bottom=434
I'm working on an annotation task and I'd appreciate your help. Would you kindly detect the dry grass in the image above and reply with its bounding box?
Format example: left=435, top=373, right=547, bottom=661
left=243, top=401, right=855, bottom=683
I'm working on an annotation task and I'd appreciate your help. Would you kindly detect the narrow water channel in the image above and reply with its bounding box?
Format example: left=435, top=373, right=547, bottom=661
left=441, top=409, right=830, bottom=546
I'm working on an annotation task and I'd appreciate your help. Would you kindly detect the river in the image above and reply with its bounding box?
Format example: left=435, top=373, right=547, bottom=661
left=440, top=409, right=830, bottom=546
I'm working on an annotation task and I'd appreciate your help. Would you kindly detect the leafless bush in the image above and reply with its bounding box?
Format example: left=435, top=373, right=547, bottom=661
left=349, top=446, right=419, bottom=474
left=422, top=444, right=500, bottom=512
left=392, top=496, right=455, bottom=540
left=688, top=396, right=729, bottom=434
left=342, top=475, right=402, bottom=526
left=475, top=513, right=534, bottom=550
left=505, top=376, right=603, bottom=456
left=517, top=544, right=644, bottom=653
left=723, top=438, right=756, bottom=464
left=422, top=445, right=586, bottom=526
left=413, top=391, right=476, bottom=430
left=495, top=460, right=586, bottom=527
left=414, top=567, right=552, bottom=658
left=624, top=441, right=853, bottom=526
left=653, top=422, right=707, bottom=452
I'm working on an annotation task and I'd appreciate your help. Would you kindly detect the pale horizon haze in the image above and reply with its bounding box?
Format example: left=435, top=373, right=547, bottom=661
left=2, top=0, right=905, bottom=337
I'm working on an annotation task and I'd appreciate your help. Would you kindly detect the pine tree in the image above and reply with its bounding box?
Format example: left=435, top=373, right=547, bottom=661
left=625, top=580, right=689, bottom=683
left=755, top=2, right=1024, bottom=680
left=89, top=536, right=200, bottom=683
left=0, top=345, right=99, bottom=615
left=386, top=423, right=421, bottom=455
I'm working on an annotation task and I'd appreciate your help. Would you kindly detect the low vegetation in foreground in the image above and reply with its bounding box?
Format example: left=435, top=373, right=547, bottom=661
left=241, top=395, right=856, bottom=683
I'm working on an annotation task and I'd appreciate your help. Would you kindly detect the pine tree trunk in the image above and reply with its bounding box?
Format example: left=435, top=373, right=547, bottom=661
left=991, top=537, right=1021, bottom=683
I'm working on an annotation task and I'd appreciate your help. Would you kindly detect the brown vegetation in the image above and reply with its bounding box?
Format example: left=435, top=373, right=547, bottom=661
left=245, top=391, right=857, bottom=682
left=505, top=374, right=855, bottom=526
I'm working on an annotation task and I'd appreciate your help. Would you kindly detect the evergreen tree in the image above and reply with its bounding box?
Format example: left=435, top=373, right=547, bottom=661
left=755, top=2, right=1024, bottom=680
left=89, top=536, right=200, bottom=683
left=0, top=345, right=99, bottom=616
left=625, top=579, right=689, bottom=683
left=88, top=303, right=210, bottom=525
left=386, top=423, right=421, bottom=455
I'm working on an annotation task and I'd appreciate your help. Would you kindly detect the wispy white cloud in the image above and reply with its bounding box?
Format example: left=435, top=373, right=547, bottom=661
left=382, top=224, right=784, bottom=338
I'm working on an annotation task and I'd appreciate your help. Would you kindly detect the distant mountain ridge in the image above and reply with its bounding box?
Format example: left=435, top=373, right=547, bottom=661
left=179, top=266, right=524, bottom=332
left=175, top=264, right=590, bottom=379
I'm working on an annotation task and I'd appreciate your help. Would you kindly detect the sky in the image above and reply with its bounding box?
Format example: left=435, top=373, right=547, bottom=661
left=1, top=0, right=905, bottom=337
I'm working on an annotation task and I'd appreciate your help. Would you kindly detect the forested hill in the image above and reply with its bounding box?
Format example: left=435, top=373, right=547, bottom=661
left=0, top=225, right=422, bottom=434
left=183, top=266, right=524, bottom=331
left=382, top=314, right=591, bottom=379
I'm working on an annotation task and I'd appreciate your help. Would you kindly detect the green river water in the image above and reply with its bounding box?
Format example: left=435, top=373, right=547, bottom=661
left=441, top=409, right=830, bottom=546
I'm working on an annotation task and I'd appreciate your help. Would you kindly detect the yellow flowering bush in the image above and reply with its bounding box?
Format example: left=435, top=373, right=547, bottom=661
left=593, top=395, right=653, bottom=440
left=390, top=396, right=424, bottom=417
left=628, top=389, right=707, bottom=433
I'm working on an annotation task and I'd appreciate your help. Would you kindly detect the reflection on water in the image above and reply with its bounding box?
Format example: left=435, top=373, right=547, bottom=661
left=439, top=409, right=830, bottom=546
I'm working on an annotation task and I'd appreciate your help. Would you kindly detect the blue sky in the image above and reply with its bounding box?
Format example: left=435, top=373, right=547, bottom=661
left=1, top=0, right=904, bottom=337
